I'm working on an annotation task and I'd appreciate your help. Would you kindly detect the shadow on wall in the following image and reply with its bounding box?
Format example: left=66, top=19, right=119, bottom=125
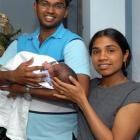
left=0, top=0, right=36, bottom=33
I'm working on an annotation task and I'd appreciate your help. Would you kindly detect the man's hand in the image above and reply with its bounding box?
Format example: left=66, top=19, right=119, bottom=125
left=0, top=84, right=25, bottom=98
left=9, top=58, right=46, bottom=85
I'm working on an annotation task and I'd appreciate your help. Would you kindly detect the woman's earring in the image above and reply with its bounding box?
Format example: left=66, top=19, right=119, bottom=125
left=123, top=61, right=126, bottom=68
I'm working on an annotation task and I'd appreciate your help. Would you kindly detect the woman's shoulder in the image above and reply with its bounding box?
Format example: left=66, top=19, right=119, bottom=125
left=127, top=80, right=140, bottom=92
left=122, top=80, right=140, bottom=106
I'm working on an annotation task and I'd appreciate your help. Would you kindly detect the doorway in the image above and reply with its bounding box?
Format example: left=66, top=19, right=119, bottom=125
left=65, top=0, right=83, bottom=36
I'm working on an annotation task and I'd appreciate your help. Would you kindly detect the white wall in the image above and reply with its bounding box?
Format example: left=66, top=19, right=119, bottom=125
left=82, top=0, right=126, bottom=43
left=82, top=0, right=91, bottom=45
left=90, top=0, right=125, bottom=38
left=132, top=0, right=140, bottom=81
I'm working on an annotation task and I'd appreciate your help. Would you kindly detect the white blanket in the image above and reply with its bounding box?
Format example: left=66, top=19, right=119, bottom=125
left=0, top=51, right=57, bottom=140
left=3, top=51, right=58, bottom=89
left=0, top=91, right=30, bottom=140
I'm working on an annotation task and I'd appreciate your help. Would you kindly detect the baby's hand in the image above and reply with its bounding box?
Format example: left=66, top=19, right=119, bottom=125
left=42, top=61, right=52, bottom=70
left=42, top=61, right=57, bottom=69
left=42, top=61, right=58, bottom=77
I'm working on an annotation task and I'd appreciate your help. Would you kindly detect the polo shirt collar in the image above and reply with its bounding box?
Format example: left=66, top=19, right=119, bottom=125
left=28, top=23, right=65, bottom=40
left=51, top=23, right=66, bottom=39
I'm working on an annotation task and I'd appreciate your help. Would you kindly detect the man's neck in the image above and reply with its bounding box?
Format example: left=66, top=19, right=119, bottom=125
left=39, top=27, right=56, bottom=44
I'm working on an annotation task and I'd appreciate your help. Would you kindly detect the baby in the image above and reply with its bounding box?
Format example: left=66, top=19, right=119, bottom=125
left=42, top=62, right=78, bottom=87
left=2, top=51, right=77, bottom=89
left=0, top=51, right=77, bottom=140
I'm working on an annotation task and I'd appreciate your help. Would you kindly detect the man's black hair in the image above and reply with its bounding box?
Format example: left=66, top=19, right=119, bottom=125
left=35, top=0, right=72, bottom=7
left=65, top=0, right=72, bottom=7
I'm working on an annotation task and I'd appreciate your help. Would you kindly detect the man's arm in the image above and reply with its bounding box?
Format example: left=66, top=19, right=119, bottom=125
left=0, top=58, right=46, bottom=85
left=1, top=75, right=89, bottom=102
left=0, top=84, right=71, bottom=101
left=0, top=40, right=17, bottom=84
left=0, top=39, right=90, bottom=101
left=0, top=40, right=17, bottom=65
left=0, top=40, right=46, bottom=85
left=64, top=39, right=91, bottom=96
left=29, top=74, right=90, bottom=100
left=29, top=39, right=90, bottom=100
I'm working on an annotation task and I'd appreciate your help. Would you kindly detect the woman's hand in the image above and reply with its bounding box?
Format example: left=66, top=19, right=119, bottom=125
left=52, top=76, right=87, bottom=107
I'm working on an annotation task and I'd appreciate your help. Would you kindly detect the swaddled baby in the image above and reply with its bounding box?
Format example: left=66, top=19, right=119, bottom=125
left=0, top=51, right=77, bottom=140
left=42, top=62, right=78, bottom=87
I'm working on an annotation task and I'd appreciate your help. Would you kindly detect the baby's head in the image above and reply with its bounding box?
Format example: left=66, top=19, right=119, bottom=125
left=48, top=63, right=78, bottom=84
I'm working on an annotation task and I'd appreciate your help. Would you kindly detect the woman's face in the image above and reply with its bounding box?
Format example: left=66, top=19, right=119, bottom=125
left=91, top=36, right=128, bottom=77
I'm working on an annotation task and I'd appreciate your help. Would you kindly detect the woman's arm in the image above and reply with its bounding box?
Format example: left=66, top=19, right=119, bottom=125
left=52, top=76, right=140, bottom=140
left=112, top=103, right=140, bottom=140
left=79, top=98, right=140, bottom=140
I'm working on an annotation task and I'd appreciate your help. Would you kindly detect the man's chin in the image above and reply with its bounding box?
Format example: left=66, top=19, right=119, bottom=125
left=41, top=22, right=61, bottom=30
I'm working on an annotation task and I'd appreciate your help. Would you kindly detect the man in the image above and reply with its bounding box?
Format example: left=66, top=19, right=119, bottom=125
left=0, top=52, right=79, bottom=140
left=0, top=0, right=90, bottom=139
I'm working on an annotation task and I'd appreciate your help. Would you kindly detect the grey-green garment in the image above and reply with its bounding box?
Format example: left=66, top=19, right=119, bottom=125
left=78, top=78, right=140, bottom=140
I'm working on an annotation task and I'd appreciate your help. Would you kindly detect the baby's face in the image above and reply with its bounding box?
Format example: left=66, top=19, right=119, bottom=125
left=48, top=64, right=64, bottom=77
left=43, top=62, right=77, bottom=84
left=42, top=63, right=62, bottom=76
left=50, top=63, right=78, bottom=84
left=42, top=61, right=56, bottom=77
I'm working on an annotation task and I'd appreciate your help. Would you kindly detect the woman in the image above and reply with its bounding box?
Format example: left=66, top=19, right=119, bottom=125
left=53, top=28, right=140, bottom=140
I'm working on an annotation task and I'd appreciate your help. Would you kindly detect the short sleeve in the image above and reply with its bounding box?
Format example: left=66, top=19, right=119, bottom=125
left=64, top=39, right=91, bottom=77
left=122, top=86, right=140, bottom=106
left=0, top=40, right=17, bottom=65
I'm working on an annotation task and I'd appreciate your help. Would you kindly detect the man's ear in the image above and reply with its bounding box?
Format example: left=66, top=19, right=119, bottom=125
left=64, top=8, right=68, bottom=18
left=33, top=2, right=37, bottom=12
